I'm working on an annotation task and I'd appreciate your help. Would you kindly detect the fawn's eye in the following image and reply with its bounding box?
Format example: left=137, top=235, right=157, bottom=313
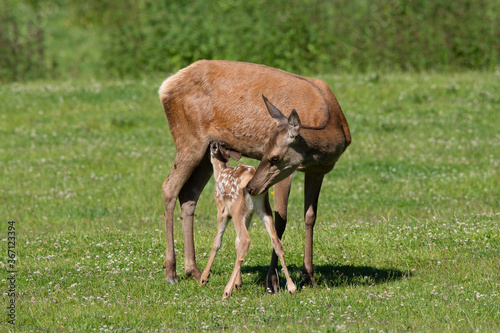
left=270, top=155, right=280, bottom=163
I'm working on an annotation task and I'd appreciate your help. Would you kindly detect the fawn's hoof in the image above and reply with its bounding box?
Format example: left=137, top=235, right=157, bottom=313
left=199, top=275, right=209, bottom=286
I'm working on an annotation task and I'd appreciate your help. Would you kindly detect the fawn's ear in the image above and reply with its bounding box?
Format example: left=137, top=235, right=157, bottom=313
left=219, top=145, right=241, bottom=162
left=210, top=142, right=218, bottom=154
left=228, top=149, right=241, bottom=162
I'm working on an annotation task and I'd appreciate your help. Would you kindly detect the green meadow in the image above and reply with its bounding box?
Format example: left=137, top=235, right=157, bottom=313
left=1, top=71, right=499, bottom=331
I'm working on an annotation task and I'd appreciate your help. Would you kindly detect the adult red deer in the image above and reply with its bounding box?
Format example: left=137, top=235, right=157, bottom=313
left=159, top=60, right=351, bottom=291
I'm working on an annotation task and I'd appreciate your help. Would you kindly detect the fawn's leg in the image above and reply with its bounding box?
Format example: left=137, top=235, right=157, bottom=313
left=233, top=235, right=242, bottom=290
left=200, top=207, right=230, bottom=285
left=258, top=194, right=296, bottom=294
left=232, top=212, right=254, bottom=290
left=222, top=212, right=251, bottom=299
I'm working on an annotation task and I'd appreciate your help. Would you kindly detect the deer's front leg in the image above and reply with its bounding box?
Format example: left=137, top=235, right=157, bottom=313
left=302, top=173, right=324, bottom=286
left=267, top=173, right=294, bottom=293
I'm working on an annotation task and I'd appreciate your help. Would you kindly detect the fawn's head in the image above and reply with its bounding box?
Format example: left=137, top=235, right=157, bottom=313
left=210, top=142, right=242, bottom=168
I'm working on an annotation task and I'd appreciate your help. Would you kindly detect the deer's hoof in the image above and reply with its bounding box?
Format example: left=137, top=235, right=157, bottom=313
left=301, top=268, right=316, bottom=287
left=164, top=264, right=178, bottom=284
left=165, top=275, right=178, bottom=285
left=185, top=267, right=202, bottom=280
left=266, top=273, right=278, bottom=294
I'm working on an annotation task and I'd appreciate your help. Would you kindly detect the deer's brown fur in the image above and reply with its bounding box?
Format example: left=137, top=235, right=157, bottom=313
left=159, top=60, right=350, bottom=289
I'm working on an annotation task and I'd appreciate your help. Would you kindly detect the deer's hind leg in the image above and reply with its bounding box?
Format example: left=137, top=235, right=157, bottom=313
left=162, top=146, right=210, bottom=284
left=178, top=150, right=213, bottom=280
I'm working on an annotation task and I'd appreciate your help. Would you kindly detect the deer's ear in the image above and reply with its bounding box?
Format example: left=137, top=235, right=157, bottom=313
left=287, top=109, right=301, bottom=139
left=262, top=95, right=287, bottom=124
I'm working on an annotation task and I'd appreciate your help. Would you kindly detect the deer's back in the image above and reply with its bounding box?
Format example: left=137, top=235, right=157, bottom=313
left=159, top=60, right=349, bottom=158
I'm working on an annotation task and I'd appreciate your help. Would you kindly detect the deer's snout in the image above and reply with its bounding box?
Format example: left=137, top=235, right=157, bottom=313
left=246, top=183, right=266, bottom=196
left=246, top=184, right=255, bottom=195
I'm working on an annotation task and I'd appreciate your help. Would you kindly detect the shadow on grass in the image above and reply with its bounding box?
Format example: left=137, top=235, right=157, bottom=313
left=241, top=263, right=410, bottom=289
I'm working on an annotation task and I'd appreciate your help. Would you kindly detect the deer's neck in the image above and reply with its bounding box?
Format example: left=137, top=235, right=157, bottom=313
left=294, top=123, right=349, bottom=171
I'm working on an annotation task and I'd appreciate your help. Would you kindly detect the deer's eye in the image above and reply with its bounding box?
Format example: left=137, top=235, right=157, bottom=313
left=270, top=155, right=280, bottom=164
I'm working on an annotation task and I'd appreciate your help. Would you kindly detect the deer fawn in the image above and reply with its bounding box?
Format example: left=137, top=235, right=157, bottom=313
left=159, top=60, right=350, bottom=292
left=201, top=142, right=296, bottom=299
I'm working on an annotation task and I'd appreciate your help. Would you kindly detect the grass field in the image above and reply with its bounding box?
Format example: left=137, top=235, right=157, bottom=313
left=1, top=71, right=499, bottom=332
